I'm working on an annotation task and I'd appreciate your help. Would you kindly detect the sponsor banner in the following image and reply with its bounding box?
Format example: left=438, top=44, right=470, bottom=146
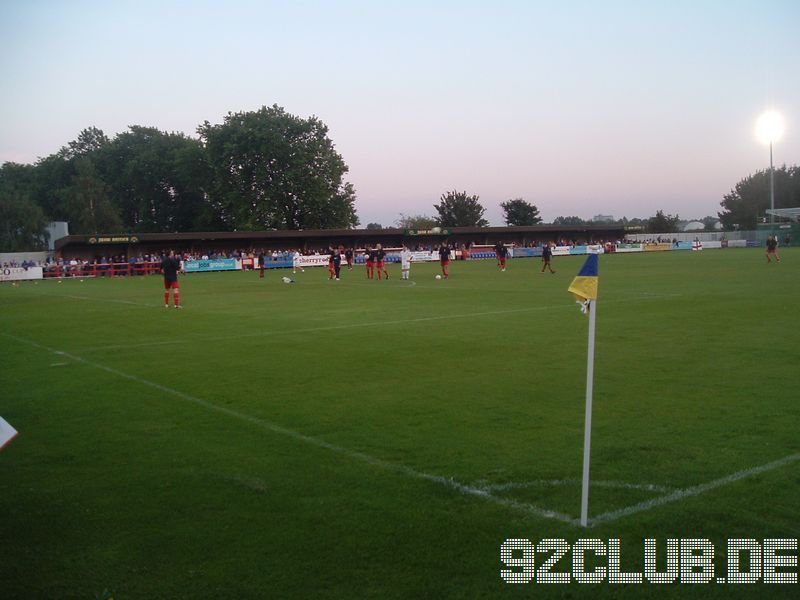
left=0, top=266, right=43, bottom=281
left=294, top=254, right=334, bottom=268
left=510, top=247, right=543, bottom=258
left=587, top=244, right=604, bottom=254
left=469, top=251, right=499, bottom=259
left=357, top=251, right=439, bottom=263
left=183, top=259, right=240, bottom=272
left=643, top=243, right=672, bottom=252
left=88, top=235, right=139, bottom=244
left=552, top=246, right=572, bottom=256
left=703, top=241, right=722, bottom=249
left=569, top=245, right=587, bottom=255
left=614, top=243, right=643, bottom=253
left=745, top=240, right=760, bottom=247
left=405, top=228, right=452, bottom=236
left=267, top=260, right=293, bottom=269
left=673, top=241, right=693, bottom=250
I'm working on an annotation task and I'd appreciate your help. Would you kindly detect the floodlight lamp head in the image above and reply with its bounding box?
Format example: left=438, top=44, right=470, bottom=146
left=756, top=110, right=785, bottom=145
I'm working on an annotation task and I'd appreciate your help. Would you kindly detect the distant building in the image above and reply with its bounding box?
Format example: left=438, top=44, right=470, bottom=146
left=45, top=222, right=69, bottom=250
left=592, top=214, right=614, bottom=223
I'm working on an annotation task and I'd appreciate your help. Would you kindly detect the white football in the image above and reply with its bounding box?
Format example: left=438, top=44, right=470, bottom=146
left=435, top=274, right=442, bottom=280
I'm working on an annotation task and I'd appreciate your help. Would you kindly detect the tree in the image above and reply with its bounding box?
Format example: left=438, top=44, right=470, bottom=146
left=395, top=213, right=436, bottom=229
left=199, top=104, right=359, bottom=231
left=433, top=190, right=488, bottom=227
left=718, top=166, right=799, bottom=230
left=55, top=158, right=122, bottom=234
left=552, top=216, right=586, bottom=226
left=500, top=198, right=542, bottom=226
left=58, top=126, right=109, bottom=160
left=365, top=222, right=383, bottom=230
left=646, top=210, right=680, bottom=233
left=0, top=163, right=47, bottom=251
left=96, top=126, right=217, bottom=232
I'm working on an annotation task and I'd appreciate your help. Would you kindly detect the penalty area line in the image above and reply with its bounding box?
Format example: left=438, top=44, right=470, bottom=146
left=2, top=332, right=578, bottom=526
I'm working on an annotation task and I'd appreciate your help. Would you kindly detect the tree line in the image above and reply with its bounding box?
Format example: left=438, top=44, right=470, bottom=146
left=0, top=105, right=358, bottom=251
left=1, top=102, right=798, bottom=251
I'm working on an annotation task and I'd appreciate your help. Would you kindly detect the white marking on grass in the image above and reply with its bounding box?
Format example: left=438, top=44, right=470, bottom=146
left=77, top=304, right=576, bottom=352
left=76, top=293, right=680, bottom=353
left=589, top=452, right=800, bottom=526
left=2, top=332, right=578, bottom=526
left=65, top=294, right=157, bottom=308
left=476, top=479, right=674, bottom=494
left=50, top=362, right=68, bottom=367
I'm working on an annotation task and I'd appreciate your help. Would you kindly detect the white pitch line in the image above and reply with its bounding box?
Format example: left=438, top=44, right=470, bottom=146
left=2, top=332, right=578, bottom=526
left=476, top=479, right=674, bottom=494
left=66, top=294, right=157, bottom=308
left=589, top=452, right=800, bottom=526
left=75, top=303, right=576, bottom=352
left=74, top=293, right=680, bottom=354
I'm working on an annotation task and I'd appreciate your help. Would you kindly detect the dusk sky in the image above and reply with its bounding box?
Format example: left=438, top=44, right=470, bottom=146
left=1, top=0, right=797, bottom=226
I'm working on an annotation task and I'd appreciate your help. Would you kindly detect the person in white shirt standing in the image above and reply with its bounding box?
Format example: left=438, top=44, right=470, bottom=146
left=400, top=246, right=413, bottom=280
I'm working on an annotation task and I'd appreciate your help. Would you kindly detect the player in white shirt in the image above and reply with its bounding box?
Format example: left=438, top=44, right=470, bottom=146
left=292, top=250, right=304, bottom=273
left=400, top=247, right=413, bottom=280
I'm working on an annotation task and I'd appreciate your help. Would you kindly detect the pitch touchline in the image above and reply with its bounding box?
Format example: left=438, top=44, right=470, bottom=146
left=2, top=332, right=577, bottom=526
left=75, top=294, right=679, bottom=353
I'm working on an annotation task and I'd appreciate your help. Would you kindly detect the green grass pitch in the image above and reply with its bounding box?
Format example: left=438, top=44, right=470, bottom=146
left=1, top=249, right=798, bottom=598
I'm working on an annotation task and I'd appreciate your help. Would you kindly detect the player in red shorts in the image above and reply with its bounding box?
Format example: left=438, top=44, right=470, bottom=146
left=161, top=250, right=182, bottom=308
left=438, top=243, right=451, bottom=279
left=494, top=241, right=508, bottom=271
left=375, top=243, right=389, bottom=280
left=766, top=235, right=781, bottom=263
left=327, top=247, right=336, bottom=279
left=365, top=246, right=375, bottom=279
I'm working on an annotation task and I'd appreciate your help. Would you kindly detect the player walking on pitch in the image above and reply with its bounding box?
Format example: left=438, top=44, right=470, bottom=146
left=495, top=241, right=508, bottom=271
left=439, top=243, right=451, bottom=279
left=161, top=250, right=183, bottom=308
left=766, top=235, right=781, bottom=263
left=541, top=243, right=556, bottom=274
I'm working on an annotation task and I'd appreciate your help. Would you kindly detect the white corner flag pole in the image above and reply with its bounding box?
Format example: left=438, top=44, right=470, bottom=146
left=580, top=298, right=597, bottom=527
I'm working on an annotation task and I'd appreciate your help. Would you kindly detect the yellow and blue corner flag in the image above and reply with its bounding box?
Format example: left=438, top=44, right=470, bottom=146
left=568, top=254, right=599, bottom=303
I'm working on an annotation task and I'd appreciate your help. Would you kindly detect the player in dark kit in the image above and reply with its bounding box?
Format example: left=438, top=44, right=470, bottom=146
left=439, top=243, right=451, bottom=279
left=766, top=235, right=781, bottom=263
left=375, top=244, right=389, bottom=280
left=495, top=242, right=508, bottom=271
left=327, top=247, right=336, bottom=279
left=331, top=248, right=342, bottom=280
left=344, top=247, right=354, bottom=270
left=258, top=251, right=266, bottom=278
left=161, top=250, right=182, bottom=308
left=366, top=247, right=377, bottom=279
left=541, top=243, right=556, bottom=274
